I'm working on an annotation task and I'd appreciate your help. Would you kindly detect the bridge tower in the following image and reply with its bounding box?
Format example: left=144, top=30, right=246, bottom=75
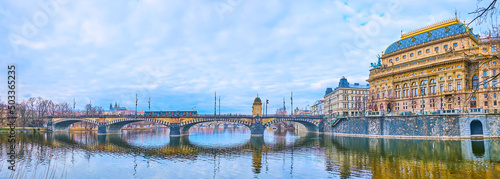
left=252, top=95, right=262, bottom=116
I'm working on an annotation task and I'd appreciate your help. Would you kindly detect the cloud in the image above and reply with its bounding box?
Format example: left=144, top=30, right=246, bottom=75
left=0, top=0, right=489, bottom=113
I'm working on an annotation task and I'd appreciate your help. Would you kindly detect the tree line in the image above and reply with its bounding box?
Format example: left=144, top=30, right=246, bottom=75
left=0, top=97, right=104, bottom=127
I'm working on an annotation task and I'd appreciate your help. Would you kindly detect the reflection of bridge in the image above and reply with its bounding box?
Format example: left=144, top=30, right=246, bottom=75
left=50, top=132, right=319, bottom=155
left=47, top=115, right=326, bottom=137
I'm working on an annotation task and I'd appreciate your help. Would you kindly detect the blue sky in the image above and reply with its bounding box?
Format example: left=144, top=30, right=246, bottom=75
left=0, top=0, right=492, bottom=114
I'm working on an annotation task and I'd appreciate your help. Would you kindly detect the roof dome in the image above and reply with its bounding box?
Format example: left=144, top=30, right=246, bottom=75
left=384, top=18, right=478, bottom=55
left=254, top=96, right=262, bottom=103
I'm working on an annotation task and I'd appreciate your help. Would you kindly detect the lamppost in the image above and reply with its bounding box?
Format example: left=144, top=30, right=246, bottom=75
left=421, top=86, right=425, bottom=114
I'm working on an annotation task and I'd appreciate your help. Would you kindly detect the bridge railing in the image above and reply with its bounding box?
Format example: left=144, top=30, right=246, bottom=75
left=47, top=114, right=326, bottom=119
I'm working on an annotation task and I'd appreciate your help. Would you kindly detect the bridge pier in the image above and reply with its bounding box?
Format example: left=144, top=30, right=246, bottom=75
left=97, top=123, right=122, bottom=135
left=169, top=124, right=181, bottom=137
left=318, top=119, right=326, bottom=133
left=250, top=122, right=265, bottom=136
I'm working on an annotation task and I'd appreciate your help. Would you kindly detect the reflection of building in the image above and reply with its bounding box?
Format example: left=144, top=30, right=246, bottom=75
left=252, top=95, right=262, bottom=116
left=311, top=100, right=324, bottom=115
left=367, top=17, right=500, bottom=114
left=324, top=77, right=369, bottom=117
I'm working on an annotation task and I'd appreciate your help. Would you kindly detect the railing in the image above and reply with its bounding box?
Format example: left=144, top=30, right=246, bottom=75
left=47, top=114, right=325, bottom=119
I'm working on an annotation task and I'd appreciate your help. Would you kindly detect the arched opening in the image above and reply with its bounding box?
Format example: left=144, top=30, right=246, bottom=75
left=472, top=75, right=479, bottom=90
left=470, top=120, right=483, bottom=135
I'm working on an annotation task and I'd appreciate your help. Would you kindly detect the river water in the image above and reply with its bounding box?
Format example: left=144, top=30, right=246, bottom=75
left=1, top=127, right=499, bottom=178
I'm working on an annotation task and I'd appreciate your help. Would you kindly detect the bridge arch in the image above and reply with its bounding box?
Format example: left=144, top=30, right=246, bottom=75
left=104, top=118, right=171, bottom=134
left=179, top=117, right=252, bottom=135
left=264, top=117, right=320, bottom=132
left=52, top=118, right=99, bottom=131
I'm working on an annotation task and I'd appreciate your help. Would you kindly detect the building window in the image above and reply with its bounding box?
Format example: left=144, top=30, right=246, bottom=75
left=453, top=43, right=458, bottom=47
left=389, top=60, right=392, bottom=63
left=485, top=94, right=488, bottom=99
left=448, top=83, right=452, bottom=91
left=448, top=76, right=452, bottom=80
left=403, top=55, right=406, bottom=59
left=457, top=82, right=462, bottom=90
left=494, top=70, right=497, bottom=76
left=410, top=53, right=414, bottom=57
left=485, top=101, right=488, bottom=106
left=495, top=101, right=497, bottom=105
left=418, top=51, right=422, bottom=55
left=440, top=77, right=444, bottom=80
left=472, top=75, right=479, bottom=90
left=444, top=45, right=448, bottom=49
left=457, top=75, right=461, bottom=78
left=426, top=49, right=430, bottom=53
left=492, top=44, right=498, bottom=52
left=440, top=84, right=444, bottom=92
left=494, top=79, right=498, bottom=88
left=495, top=93, right=497, bottom=98
left=484, top=80, right=489, bottom=89
left=484, top=71, right=488, bottom=76
left=396, top=57, right=399, bottom=61
left=435, top=47, right=439, bottom=51
left=483, top=48, right=488, bottom=52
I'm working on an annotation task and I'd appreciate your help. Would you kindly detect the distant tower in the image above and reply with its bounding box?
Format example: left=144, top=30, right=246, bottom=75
left=109, top=103, right=113, bottom=110
left=252, top=95, right=262, bottom=116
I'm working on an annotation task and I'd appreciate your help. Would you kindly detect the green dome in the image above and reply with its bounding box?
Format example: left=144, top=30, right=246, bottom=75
left=254, top=96, right=262, bottom=103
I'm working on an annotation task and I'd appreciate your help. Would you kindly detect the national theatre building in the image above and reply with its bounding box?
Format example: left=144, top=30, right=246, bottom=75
left=367, top=17, right=499, bottom=114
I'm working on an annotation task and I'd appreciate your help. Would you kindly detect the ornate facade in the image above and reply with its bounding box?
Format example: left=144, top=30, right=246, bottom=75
left=324, top=77, right=369, bottom=117
left=367, top=17, right=500, bottom=114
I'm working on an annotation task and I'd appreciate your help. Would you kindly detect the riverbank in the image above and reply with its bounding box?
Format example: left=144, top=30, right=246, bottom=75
left=328, top=114, right=500, bottom=139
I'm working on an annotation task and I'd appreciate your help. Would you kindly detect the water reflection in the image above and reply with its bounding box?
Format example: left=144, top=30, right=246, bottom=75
left=1, top=128, right=500, bottom=178
left=471, top=140, right=485, bottom=158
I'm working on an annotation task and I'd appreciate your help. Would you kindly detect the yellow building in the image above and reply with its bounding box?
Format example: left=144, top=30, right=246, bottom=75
left=252, top=95, right=262, bottom=116
left=367, top=17, right=499, bottom=114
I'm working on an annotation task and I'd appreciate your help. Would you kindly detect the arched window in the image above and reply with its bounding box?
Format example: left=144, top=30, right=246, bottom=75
left=412, top=82, right=417, bottom=86
left=404, top=83, right=408, bottom=88
left=396, top=85, right=400, bottom=89
left=421, top=80, right=427, bottom=85
left=472, top=75, right=479, bottom=90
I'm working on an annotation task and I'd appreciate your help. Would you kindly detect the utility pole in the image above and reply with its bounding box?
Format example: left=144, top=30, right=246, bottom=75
left=291, top=91, right=293, bottom=116
left=214, top=91, right=217, bottom=116
left=218, top=96, right=220, bottom=116
left=148, top=97, right=151, bottom=111
left=135, top=93, right=138, bottom=116
left=283, top=97, right=286, bottom=115
left=266, top=99, right=269, bottom=116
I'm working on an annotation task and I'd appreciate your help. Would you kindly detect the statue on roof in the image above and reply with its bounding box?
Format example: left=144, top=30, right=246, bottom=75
left=370, top=54, right=382, bottom=68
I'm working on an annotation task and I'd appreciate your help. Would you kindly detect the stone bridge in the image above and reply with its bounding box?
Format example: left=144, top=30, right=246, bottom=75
left=47, top=115, right=326, bottom=137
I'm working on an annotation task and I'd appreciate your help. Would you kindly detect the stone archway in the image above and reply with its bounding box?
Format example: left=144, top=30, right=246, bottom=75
left=470, top=120, right=483, bottom=135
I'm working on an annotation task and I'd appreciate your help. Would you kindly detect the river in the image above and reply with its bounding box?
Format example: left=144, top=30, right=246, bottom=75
left=1, top=127, right=499, bottom=178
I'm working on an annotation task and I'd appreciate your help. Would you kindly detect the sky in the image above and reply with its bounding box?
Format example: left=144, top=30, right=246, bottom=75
left=0, top=0, right=494, bottom=114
